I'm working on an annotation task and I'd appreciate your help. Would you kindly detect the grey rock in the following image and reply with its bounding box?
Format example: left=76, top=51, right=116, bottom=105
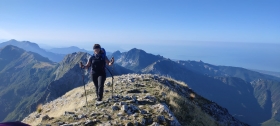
left=130, top=105, right=139, bottom=112
left=151, top=122, right=160, bottom=126
left=113, top=103, right=119, bottom=106
left=170, top=119, right=182, bottom=126
left=143, top=90, right=148, bottom=93
left=140, top=118, right=146, bottom=125
left=65, top=111, right=75, bottom=116
left=157, top=115, right=166, bottom=123
left=90, top=112, right=99, bottom=117
left=117, top=112, right=124, bottom=116
left=144, top=95, right=156, bottom=102
left=78, top=114, right=85, bottom=119
left=140, top=109, right=148, bottom=114
left=35, top=114, right=40, bottom=118
left=132, top=95, right=138, bottom=100
left=124, top=96, right=132, bottom=100
left=121, top=105, right=128, bottom=112
left=168, top=113, right=173, bottom=117
left=119, top=116, right=126, bottom=120
left=161, top=92, right=167, bottom=97
left=112, top=106, right=120, bottom=111
left=153, top=75, right=159, bottom=80
left=126, top=109, right=133, bottom=115
left=105, top=81, right=111, bottom=87
left=41, top=115, right=50, bottom=121
left=133, top=113, right=139, bottom=117
left=61, top=124, right=73, bottom=126
left=104, top=115, right=112, bottom=120
left=125, top=122, right=133, bottom=126
left=120, top=101, right=127, bottom=105
left=146, top=117, right=154, bottom=124
left=127, top=89, right=141, bottom=93
left=102, top=121, right=112, bottom=126
left=85, top=120, right=97, bottom=126
left=134, top=122, right=140, bottom=126
left=57, top=122, right=64, bottom=125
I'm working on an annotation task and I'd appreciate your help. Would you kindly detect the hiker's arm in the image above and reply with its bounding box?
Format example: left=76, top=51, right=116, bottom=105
left=84, top=60, right=91, bottom=69
left=81, top=57, right=91, bottom=69
left=106, top=56, right=114, bottom=66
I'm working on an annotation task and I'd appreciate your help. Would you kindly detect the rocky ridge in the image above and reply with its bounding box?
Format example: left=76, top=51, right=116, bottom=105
left=23, top=74, right=248, bottom=126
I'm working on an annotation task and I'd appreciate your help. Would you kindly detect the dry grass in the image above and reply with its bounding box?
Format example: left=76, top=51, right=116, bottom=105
left=153, top=80, right=219, bottom=126
left=36, top=104, right=43, bottom=113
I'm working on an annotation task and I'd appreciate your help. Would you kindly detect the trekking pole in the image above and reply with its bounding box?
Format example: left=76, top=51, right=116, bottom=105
left=111, top=57, right=114, bottom=98
left=106, top=67, right=114, bottom=98
left=80, top=62, right=89, bottom=112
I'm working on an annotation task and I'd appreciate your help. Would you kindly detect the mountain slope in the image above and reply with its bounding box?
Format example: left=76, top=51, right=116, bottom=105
left=141, top=59, right=269, bottom=126
left=0, top=45, right=57, bottom=122
left=0, top=39, right=64, bottom=62
left=177, top=60, right=280, bottom=125
left=177, top=60, right=280, bottom=82
left=251, top=79, right=280, bottom=123
left=23, top=74, right=248, bottom=126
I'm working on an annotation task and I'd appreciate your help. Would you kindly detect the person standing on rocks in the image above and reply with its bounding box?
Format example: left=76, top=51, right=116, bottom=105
left=80, top=44, right=114, bottom=103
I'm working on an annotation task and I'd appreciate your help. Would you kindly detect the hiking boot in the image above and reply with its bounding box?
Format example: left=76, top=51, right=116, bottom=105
left=95, top=100, right=103, bottom=106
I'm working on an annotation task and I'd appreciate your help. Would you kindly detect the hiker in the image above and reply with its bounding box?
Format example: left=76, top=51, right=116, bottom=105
left=80, top=44, right=114, bottom=102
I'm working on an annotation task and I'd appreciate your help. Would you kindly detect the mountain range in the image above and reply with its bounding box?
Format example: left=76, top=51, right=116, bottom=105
left=111, top=49, right=280, bottom=126
left=0, top=40, right=280, bottom=125
left=0, top=45, right=131, bottom=122
left=47, top=46, right=92, bottom=55
left=0, top=39, right=64, bottom=62
left=0, top=39, right=113, bottom=63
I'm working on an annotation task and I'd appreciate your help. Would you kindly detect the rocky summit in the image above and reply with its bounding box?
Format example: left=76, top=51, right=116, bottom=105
left=22, top=74, right=247, bottom=126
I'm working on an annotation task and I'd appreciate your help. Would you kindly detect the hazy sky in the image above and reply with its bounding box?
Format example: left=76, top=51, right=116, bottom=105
left=0, top=0, right=280, bottom=49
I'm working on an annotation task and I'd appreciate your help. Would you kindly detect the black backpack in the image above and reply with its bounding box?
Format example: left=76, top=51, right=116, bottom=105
left=91, top=48, right=106, bottom=74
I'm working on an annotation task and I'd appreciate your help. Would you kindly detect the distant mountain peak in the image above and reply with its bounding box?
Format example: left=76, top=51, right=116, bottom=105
left=114, top=50, right=121, bottom=53
left=0, top=39, right=64, bottom=62
left=7, top=39, right=17, bottom=42
left=68, top=46, right=80, bottom=49
left=0, top=45, right=25, bottom=54
left=5, top=39, right=40, bottom=48
left=129, top=48, right=146, bottom=53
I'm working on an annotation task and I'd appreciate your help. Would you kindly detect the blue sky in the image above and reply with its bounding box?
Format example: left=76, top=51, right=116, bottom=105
left=0, top=0, right=279, bottom=49
left=1, top=0, right=280, bottom=72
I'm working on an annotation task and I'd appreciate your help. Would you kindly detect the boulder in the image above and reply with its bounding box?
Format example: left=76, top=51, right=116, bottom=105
left=78, top=114, right=85, bottom=119
left=157, top=115, right=166, bottom=123
left=125, top=122, right=133, bottom=126
left=121, top=105, right=128, bottom=113
left=112, top=106, right=120, bottom=111
left=65, top=111, right=75, bottom=116
left=41, top=115, right=50, bottom=121
left=140, top=118, right=146, bottom=125
left=105, top=82, right=111, bottom=87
